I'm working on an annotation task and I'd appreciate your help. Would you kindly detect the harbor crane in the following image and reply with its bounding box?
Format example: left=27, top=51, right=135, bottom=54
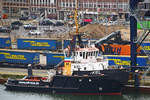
left=130, top=0, right=150, bottom=88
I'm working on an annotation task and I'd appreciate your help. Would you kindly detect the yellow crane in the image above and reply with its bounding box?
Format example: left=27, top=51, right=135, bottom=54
left=70, top=0, right=83, bottom=48
left=74, top=0, right=79, bottom=35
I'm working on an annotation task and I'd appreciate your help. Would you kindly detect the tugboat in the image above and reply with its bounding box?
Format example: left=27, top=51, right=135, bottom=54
left=5, top=37, right=129, bottom=95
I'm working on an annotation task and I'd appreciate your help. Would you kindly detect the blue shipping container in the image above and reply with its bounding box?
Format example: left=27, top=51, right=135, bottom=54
left=17, top=39, right=57, bottom=50
left=0, top=37, right=11, bottom=48
left=46, top=53, right=64, bottom=67
left=140, top=43, right=150, bottom=55
left=0, top=50, right=40, bottom=64
left=105, top=55, right=149, bottom=67
left=56, top=40, right=62, bottom=49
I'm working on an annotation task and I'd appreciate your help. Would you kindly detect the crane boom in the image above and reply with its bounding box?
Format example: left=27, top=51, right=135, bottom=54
left=74, top=0, right=79, bottom=34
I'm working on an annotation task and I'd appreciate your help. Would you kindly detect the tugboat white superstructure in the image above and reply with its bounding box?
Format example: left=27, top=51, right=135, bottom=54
left=63, top=44, right=108, bottom=76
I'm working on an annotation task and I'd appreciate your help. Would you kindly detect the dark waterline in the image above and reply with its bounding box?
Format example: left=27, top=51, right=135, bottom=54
left=1, top=85, right=150, bottom=100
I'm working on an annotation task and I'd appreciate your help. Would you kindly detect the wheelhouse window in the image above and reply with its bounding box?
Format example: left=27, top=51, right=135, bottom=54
left=91, top=52, right=94, bottom=56
left=86, top=52, right=88, bottom=59
left=75, top=52, right=78, bottom=56
left=80, top=52, right=82, bottom=57
left=96, top=51, right=98, bottom=57
left=83, top=52, right=85, bottom=59
left=94, top=51, right=96, bottom=57
left=91, top=52, right=93, bottom=56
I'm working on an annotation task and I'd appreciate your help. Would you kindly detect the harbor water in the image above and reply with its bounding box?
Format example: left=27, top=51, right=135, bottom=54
left=1, top=85, right=150, bottom=100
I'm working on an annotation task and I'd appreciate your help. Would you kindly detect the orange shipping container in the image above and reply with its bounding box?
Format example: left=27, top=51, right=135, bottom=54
left=100, top=44, right=141, bottom=55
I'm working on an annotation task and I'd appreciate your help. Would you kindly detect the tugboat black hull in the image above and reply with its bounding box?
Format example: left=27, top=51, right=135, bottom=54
left=50, top=75, right=122, bottom=95
left=5, top=75, right=123, bottom=95
left=5, top=84, right=121, bottom=95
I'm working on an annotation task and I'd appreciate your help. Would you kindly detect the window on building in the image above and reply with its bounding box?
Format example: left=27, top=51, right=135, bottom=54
left=89, top=3, right=93, bottom=8
left=63, top=2, right=65, bottom=7
left=145, top=3, right=150, bottom=9
left=118, top=3, right=123, bottom=9
left=52, top=9, right=55, bottom=13
left=94, top=3, right=96, bottom=8
left=70, top=2, right=72, bottom=7
left=73, top=2, right=75, bottom=7
left=102, top=2, right=104, bottom=9
left=79, top=3, right=81, bottom=8
left=66, top=2, right=68, bottom=7
left=3, top=7, right=9, bottom=13
left=84, top=3, right=86, bottom=8
left=61, top=2, right=63, bottom=7
left=86, top=2, right=88, bottom=8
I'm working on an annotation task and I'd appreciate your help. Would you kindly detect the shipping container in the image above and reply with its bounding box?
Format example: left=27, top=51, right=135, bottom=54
left=99, top=44, right=141, bottom=55
left=140, top=43, right=150, bottom=55
left=0, top=49, right=40, bottom=64
left=56, top=40, right=62, bottom=49
left=105, top=55, right=149, bottom=67
left=46, top=53, right=64, bottom=68
left=17, top=38, right=57, bottom=50
left=0, top=37, right=11, bottom=48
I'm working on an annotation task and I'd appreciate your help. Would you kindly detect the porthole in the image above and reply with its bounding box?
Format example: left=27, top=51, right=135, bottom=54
left=99, top=87, right=103, bottom=91
left=79, top=79, right=82, bottom=82
left=89, top=79, right=92, bottom=82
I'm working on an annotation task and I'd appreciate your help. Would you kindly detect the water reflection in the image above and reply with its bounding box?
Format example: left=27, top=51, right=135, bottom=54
left=1, top=85, right=150, bottom=100
left=52, top=95, right=124, bottom=100
left=123, top=93, right=150, bottom=100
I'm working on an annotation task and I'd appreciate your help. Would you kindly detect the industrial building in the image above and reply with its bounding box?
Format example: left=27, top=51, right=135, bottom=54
left=0, top=0, right=129, bottom=19
left=2, top=0, right=30, bottom=18
left=1, top=0, right=149, bottom=20
left=57, top=0, right=129, bottom=20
